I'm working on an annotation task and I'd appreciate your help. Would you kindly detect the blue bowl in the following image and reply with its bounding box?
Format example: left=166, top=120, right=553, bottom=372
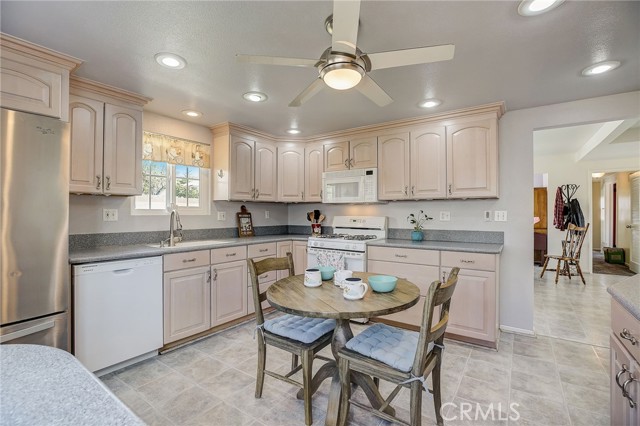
left=318, top=266, right=336, bottom=280
left=368, top=275, right=398, bottom=293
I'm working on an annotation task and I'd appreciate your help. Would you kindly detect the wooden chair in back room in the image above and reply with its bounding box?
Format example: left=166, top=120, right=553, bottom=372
left=540, top=223, right=590, bottom=285
left=247, top=253, right=335, bottom=426
left=337, top=268, right=460, bottom=426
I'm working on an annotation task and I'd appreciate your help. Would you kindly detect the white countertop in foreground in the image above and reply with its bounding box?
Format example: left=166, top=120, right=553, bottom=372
left=0, top=344, right=144, bottom=426
left=608, top=274, right=640, bottom=320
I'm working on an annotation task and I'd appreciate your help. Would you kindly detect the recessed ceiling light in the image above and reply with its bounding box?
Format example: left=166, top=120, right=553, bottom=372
left=518, top=0, right=564, bottom=16
left=286, top=129, right=301, bottom=135
left=243, top=92, right=268, bottom=102
left=581, top=60, right=621, bottom=76
left=182, top=110, right=202, bottom=118
left=419, top=99, right=442, bottom=109
left=154, top=52, right=187, bottom=69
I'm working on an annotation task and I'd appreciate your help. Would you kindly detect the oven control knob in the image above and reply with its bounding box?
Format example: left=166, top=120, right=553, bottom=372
left=319, top=242, right=324, bottom=247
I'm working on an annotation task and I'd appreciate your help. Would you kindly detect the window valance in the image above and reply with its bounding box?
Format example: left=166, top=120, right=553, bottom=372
left=142, top=131, right=210, bottom=169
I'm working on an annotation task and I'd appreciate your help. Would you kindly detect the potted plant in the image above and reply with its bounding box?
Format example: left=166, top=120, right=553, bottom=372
left=407, top=210, right=433, bottom=241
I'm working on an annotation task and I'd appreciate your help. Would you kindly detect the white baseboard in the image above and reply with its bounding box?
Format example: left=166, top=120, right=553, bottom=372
left=500, top=325, right=535, bottom=336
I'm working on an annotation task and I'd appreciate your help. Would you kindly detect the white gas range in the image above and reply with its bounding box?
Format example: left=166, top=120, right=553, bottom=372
left=306, top=216, right=387, bottom=272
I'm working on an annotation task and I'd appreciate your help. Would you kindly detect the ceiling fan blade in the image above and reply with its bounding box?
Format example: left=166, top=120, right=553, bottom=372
left=366, top=44, right=455, bottom=70
left=236, top=54, right=318, bottom=68
left=289, top=78, right=325, bottom=107
left=355, top=75, right=393, bottom=107
left=331, top=0, right=361, bottom=55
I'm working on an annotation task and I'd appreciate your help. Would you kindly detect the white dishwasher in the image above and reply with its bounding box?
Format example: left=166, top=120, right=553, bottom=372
left=74, top=256, right=163, bottom=374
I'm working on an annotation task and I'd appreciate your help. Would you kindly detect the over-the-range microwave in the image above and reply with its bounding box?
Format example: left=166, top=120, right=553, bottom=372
left=322, top=168, right=378, bottom=203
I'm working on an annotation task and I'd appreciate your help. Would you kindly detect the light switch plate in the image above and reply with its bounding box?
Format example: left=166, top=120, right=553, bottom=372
left=103, top=209, right=118, bottom=221
left=494, top=211, right=508, bottom=222
left=439, top=211, right=451, bottom=221
left=217, top=211, right=226, bottom=221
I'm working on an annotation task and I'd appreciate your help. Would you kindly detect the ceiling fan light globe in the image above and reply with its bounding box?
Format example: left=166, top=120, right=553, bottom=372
left=321, top=62, right=365, bottom=90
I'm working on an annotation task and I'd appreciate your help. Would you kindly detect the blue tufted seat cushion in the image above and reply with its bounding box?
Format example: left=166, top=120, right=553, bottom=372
left=263, top=314, right=336, bottom=344
left=345, top=323, right=433, bottom=372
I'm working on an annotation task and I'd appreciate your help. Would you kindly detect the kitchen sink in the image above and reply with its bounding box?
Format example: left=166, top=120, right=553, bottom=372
left=146, top=239, right=232, bottom=249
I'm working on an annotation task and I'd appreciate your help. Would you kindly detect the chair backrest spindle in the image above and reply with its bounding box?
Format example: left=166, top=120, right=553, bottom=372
left=247, top=253, right=295, bottom=326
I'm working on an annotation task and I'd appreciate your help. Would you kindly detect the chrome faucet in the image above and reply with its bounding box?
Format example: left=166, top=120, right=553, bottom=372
left=167, top=209, right=183, bottom=247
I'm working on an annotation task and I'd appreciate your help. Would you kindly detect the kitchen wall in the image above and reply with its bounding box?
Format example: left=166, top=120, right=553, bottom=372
left=68, top=112, right=288, bottom=235
left=534, top=156, right=638, bottom=273
left=592, top=180, right=602, bottom=251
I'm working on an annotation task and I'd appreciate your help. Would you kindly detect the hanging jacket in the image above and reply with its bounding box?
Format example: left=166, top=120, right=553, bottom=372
left=564, top=198, right=585, bottom=228
left=553, top=187, right=565, bottom=230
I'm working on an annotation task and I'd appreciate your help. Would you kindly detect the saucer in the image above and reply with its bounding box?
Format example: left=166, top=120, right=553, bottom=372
left=343, top=292, right=365, bottom=300
left=304, top=281, right=322, bottom=288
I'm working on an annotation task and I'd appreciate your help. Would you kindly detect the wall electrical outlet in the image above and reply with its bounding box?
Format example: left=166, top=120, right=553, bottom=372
left=217, top=211, right=226, bottom=221
left=103, top=209, right=118, bottom=222
left=265, top=210, right=270, bottom=219
left=494, top=211, right=508, bottom=222
left=484, top=211, right=492, bottom=221
left=439, top=211, right=451, bottom=221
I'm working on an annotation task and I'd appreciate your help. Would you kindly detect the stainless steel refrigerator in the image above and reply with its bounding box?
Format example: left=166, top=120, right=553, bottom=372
left=0, top=108, right=70, bottom=351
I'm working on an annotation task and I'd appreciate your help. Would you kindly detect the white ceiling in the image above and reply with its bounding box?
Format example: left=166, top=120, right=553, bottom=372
left=1, top=1, right=639, bottom=136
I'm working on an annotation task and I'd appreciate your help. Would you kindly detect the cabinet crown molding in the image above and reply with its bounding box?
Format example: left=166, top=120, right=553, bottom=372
left=0, top=32, right=83, bottom=71
left=70, top=76, right=152, bottom=106
left=210, top=101, right=505, bottom=143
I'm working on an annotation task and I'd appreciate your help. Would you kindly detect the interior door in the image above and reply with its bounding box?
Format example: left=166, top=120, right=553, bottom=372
left=630, top=173, right=640, bottom=273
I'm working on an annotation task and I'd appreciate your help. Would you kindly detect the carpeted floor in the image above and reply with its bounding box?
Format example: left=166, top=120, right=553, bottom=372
left=592, top=250, right=636, bottom=276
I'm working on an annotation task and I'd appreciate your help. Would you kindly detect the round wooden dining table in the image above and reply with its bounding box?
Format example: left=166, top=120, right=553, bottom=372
left=267, top=272, right=420, bottom=426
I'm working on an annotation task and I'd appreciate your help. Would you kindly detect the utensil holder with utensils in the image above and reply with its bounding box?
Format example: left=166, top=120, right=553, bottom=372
left=308, top=210, right=325, bottom=235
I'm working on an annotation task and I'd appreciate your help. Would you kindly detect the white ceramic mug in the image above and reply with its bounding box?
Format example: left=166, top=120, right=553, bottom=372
left=304, top=268, right=322, bottom=286
left=334, top=269, right=353, bottom=287
left=343, top=277, right=368, bottom=298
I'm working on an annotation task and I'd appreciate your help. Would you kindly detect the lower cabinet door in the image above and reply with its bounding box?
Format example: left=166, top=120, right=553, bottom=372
left=441, top=267, right=496, bottom=343
left=163, top=266, right=211, bottom=344
left=211, top=260, right=248, bottom=327
left=368, top=260, right=439, bottom=327
left=293, top=241, right=308, bottom=275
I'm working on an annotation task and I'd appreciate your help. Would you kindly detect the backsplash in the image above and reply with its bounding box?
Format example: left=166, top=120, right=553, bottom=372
left=388, top=229, right=504, bottom=244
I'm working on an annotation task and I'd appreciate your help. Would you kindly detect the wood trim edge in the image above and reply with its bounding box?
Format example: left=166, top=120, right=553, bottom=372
left=70, top=75, right=152, bottom=106
left=1, top=32, right=83, bottom=71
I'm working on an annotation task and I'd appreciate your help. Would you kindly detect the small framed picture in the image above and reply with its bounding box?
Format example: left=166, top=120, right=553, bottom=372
left=237, top=205, right=254, bottom=237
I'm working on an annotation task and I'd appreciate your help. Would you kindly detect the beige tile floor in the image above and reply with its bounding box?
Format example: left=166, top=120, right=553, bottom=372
left=102, top=269, right=618, bottom=425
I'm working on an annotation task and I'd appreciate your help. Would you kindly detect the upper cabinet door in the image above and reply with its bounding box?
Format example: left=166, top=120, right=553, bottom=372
left=304, top=143, right=323, bottom=202
left=230, top=135, right=255, bottom=200
left=410, top=126, right=447, bottom=199
left=103, top=103, right=142, bottom=195
left=324, top=140, right=349, bottom=172
left=349, top=136, right=377, bottom=169
left=277, top=145, right=304, bottom=202
left=255, top=140, right=277, bottom=201
left=446, top=117, right=498, bottom=198
left=377, top=133, right=410, bottom=200
left=69, top=95, right=104, bottom=194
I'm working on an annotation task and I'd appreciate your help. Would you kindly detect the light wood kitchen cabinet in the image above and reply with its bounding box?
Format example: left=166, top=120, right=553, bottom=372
left=0, top=33, right=81, bottom=121
left=611, top=334, right=640, bottom=425
left=305, top=143, right=324, bottom=202
left=163, top=265, right=211, bottom=344
left=211, top=259, right=248, bottom=327
left=378, top=127, right=447, bottom=200
left=277, top=145, right=305, bottom=202
left=368, top=246, right=440, bottom=326
left=441, top=250, right=499, bottom=347
left=69, top=77, right=149, bottom=195
left=323, top=136, right=377, bottom=172
left=446, top=116, right=498, bottom=198
left=293, top=241, right=308, bottom=275
left=213, top=126, right=277, bottom=202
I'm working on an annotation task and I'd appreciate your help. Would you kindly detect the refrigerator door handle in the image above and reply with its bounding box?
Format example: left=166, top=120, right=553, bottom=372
left=0, top=321, right=55, bottom=343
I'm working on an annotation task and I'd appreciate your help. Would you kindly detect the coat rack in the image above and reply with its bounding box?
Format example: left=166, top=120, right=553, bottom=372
left=560, top=184, right=579, bottom=202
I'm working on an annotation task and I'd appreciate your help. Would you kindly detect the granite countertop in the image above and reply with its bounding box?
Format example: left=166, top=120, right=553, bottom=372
left=608, top=274, right=640, bottom=320
left=0, top=344, right=144, bottom=426
left=368, top=238, right=504, bottom=254
left=69, top=234, right=309, bottom=264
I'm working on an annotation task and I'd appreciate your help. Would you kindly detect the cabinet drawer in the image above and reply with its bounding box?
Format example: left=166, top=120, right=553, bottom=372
left=368, top=260, right=439, bottom=296
left=211, top=245, right=247, bottom=264
left=164, top=250, right=210, bottom=272
left=612, top=299, right=640, bottom=362
left=248, top=242, right=277, bottom=258
left=441, top=251, right=496, bottom=272
left=367, top=246, right=439, bottom=266
left=250, top=256, right=278, bottom=284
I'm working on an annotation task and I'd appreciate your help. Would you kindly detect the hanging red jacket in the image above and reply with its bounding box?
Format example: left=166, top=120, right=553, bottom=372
left=553, top=187, right=565, bottom=230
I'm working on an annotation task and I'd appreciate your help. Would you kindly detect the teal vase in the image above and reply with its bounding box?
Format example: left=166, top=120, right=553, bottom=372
left=411, top=230, right=424, bottom=241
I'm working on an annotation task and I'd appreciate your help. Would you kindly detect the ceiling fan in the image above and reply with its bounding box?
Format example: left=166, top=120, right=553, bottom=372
left=237, top=0, right=455, bottom=107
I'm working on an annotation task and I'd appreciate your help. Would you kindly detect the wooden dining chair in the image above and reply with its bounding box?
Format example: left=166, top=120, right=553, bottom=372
left=540, top=223, right=589, bottom=285
left=337, top=268, right=459, bottom=426
left=247, top=253, right=335, bottom=426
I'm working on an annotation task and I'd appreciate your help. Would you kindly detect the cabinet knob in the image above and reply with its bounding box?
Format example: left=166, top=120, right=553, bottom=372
left=182, top=258, right=197, bottom=263
left=96, top=175, right=102, bottom=190
left=206, top=270, right=211, bottom=283
left=617, top=364, right=630, bottom=389
left=621, top=328, right=638, bottom=346
left=349, top=158, right=354, bottom=167
left=320, top=190, right=323, bottom=200
left=212, top=268, right=218, bottom=281
left=622, top=376, right=638, bottom=408
left=403, top=186, right=408, bottom=196
left=448, top=184, right=452, bottom=195
left=105, top=176, right=111, bottom=190
left=255, top=189, right=260, bottom=199
left=411, top=186, right=415, bottom=196
left=344, top=159, right=349, bottom=168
